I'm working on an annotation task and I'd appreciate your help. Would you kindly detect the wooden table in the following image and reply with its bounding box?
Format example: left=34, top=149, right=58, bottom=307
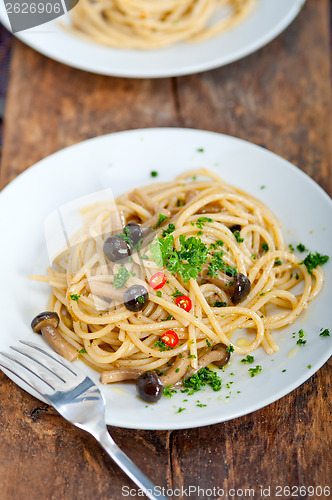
left=0, top=1, right=331, bottom=498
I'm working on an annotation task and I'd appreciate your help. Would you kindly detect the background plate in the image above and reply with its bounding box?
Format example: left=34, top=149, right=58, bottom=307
left=0, top=0, right=305, bottom=77
left=0, top=127, right=331, bottom=429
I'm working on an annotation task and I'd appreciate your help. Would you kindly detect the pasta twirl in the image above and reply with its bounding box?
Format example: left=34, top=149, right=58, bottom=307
left=66, top=0, right=257, bottom=49
left=32, top=169, right=325, bottom=391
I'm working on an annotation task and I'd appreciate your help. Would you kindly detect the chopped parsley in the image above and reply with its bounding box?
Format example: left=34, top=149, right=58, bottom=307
left=248, top=365, right=262, bottom=377
left=212, top=301, right=227, bottom=307
left=176, top=407, right=186, bottom=413
left=261, top=243, right=269, bottom=253
left=163, top=385, right=177, bottom=397
left=70, top=294, right=81, bottom=301
left=209, top=240, right=224, bottom=249
left=196, top=403, right=207, bottom=407
left=162, top=315, right=174, bottom=321
left=150, top=171, right=158, bottom=177
left=300, top=251, right=329, bottom=274
left=156, top=291, right=162, bottom=298
left=137, top=296, right=145, bottom=303
left=282, top=369, right=286, bottom=373
left=177, top=199, right=184, bottom=207
left=162, top=223, right=176, bottom=237
left=183, top=367, right=222, bottom=393
left=175, top=368, right=180, bottom=373
left=226, top=345, right=234, bottom=353
left=319, top=328, right=330, bottom=337
left=297, top=339, right=307, bottom=345
left=275, top=258, right=282, bottom=266
left=206, top=339, right=211, bottom=347
left=307, top=364, right=312, bottom=369
left=234, top=231, right=244, bottom=243
left=295, top=273, right=299, bottom=280
left=113, top=266, right=134, bottom=289
left=155, top=338, right=171, bottom=351
left=78, top=348, right=87, bottom=354
left=150, top=233, right=209, bottom=283
left=156, top=213, right=169, bottom=228
left=241, top=355, right=254, bottom=364
left=296, top=243, right=307, bottom=252
left=289, top=244, right=295, bottom=253
left=208, top=250, right=237, bottom=278
left=196, top=217, right=213, bottom=229
left=171, top=288, right=183, bottom=298
left=197, top=148, right=204, bottom=152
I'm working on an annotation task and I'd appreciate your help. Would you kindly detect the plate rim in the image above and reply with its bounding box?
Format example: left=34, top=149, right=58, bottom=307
left=0, top=126, right=331, bottom=430
left=0, top=0, right=305, bottom=78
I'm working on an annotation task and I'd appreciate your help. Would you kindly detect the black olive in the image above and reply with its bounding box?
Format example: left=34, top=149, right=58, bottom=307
left=123, top=285, right=149, bottom=312
left=136, top=371, right=163, bottom=403
left=229, top=224, right=241, bottom=233
left=231, top=273, right=251, bottom=304
left=124, top=222, right=143, bottom=247
left=103, top=236, right=131, bottom=262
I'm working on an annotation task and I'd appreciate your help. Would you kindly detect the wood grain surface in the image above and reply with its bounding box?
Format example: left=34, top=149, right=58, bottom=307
left=0, top=0, right=331, bottom=499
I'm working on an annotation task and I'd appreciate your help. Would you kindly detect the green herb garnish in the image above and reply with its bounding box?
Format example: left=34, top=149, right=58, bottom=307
left=183, top=367, right=222, bottom=393
left=150, top=171, right=158, bottom=177
left=70, top=294, right=81, bottom=301
left=262, top=243, right=269, bottom=253
left=196, top=217, right=213, bottom=229
left=113, top=266, right=133, bottom=289
left=319, top=328, right=330, bottom=337
left=248, top=365, right=262, bottom=377
left=212, top=301, right=227, bottom=307
left=156, top=214, right=169, bottom=228
left=241, top=355, right=254, bottom=364
left=296, top=243, right=307, bottom=252
left=226, top=345, right=234, bottom=353
left=155, top=338, right=171, bottom=351
left=78, top=348, right=87, bottom=354
left=234, top=231, right=244, bottom=243
left=300, top=251, right=329, bottom=274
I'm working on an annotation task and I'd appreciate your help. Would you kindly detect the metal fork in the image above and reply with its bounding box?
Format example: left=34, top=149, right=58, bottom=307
left=0, top=341, right=169, bottom=500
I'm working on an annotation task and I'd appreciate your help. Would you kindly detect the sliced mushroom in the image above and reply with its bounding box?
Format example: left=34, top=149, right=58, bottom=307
left=100, top=368, right=143, bottom=384
left=160, top=355, right=188, bottom=386
left=31, top=312, right=78, bottom=362
left=200, top=265, right=251, bottom=304
left=185, top=344, right=230, bottom=378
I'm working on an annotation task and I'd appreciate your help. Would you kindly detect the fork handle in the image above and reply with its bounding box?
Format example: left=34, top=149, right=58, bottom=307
left=98, top=427, right=170, bottom=500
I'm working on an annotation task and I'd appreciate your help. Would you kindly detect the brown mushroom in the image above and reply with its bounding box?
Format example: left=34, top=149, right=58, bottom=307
left=200, top=266, right=251, bottom=304
left=160, top=355, right=188, bottom=386
left=31, top=312, right=78, bottom=362
left=100, top=368, right=143, bottom=384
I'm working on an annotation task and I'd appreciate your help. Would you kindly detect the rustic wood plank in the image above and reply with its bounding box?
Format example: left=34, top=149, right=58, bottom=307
left=0, top=0, right=331, bottom=499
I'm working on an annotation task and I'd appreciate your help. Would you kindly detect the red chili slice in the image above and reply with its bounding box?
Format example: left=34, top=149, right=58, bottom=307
left=161, top=330, right=179, bottom=347
left=176, top=295, right=192, bottom=312
left=149, top=272, right=167, bottom=290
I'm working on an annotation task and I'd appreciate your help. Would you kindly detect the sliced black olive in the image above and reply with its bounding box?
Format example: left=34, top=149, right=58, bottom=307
left=124, top=222, right=144, bottom=247
left=136, top=371, right=163, bottom=403
left=229, top=224, right=241, bottom=233
left=103, top=236, right=131, bottom=262
left=231, top=273, right=251, bottom=304
left=123, top=285, right=149, bottom=312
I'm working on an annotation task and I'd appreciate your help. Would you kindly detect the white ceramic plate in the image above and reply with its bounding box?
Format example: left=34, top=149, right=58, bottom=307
left=0, top=128, right=331, bottom=430
left=0, top=0, right=305, bottom=77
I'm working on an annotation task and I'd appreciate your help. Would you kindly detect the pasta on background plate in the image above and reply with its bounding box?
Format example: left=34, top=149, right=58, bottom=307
left=66, top=0, right=257, bottom=49
left=31, top=169, right=327, bottom=403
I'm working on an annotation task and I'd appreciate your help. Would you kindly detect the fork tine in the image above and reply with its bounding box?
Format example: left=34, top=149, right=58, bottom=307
left=10, top=345, right=67, bottom=383
left=0, top=351, right=57, bottom=390
left=0, top=357, right=53, bottom=402
left=19, top=341, right=78, bottom=377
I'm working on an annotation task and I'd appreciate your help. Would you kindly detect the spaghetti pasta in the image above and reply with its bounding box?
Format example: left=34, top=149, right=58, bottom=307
left=66, top=0, right=257, bottom=49
left=32, top=169, right=326, bottom=398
